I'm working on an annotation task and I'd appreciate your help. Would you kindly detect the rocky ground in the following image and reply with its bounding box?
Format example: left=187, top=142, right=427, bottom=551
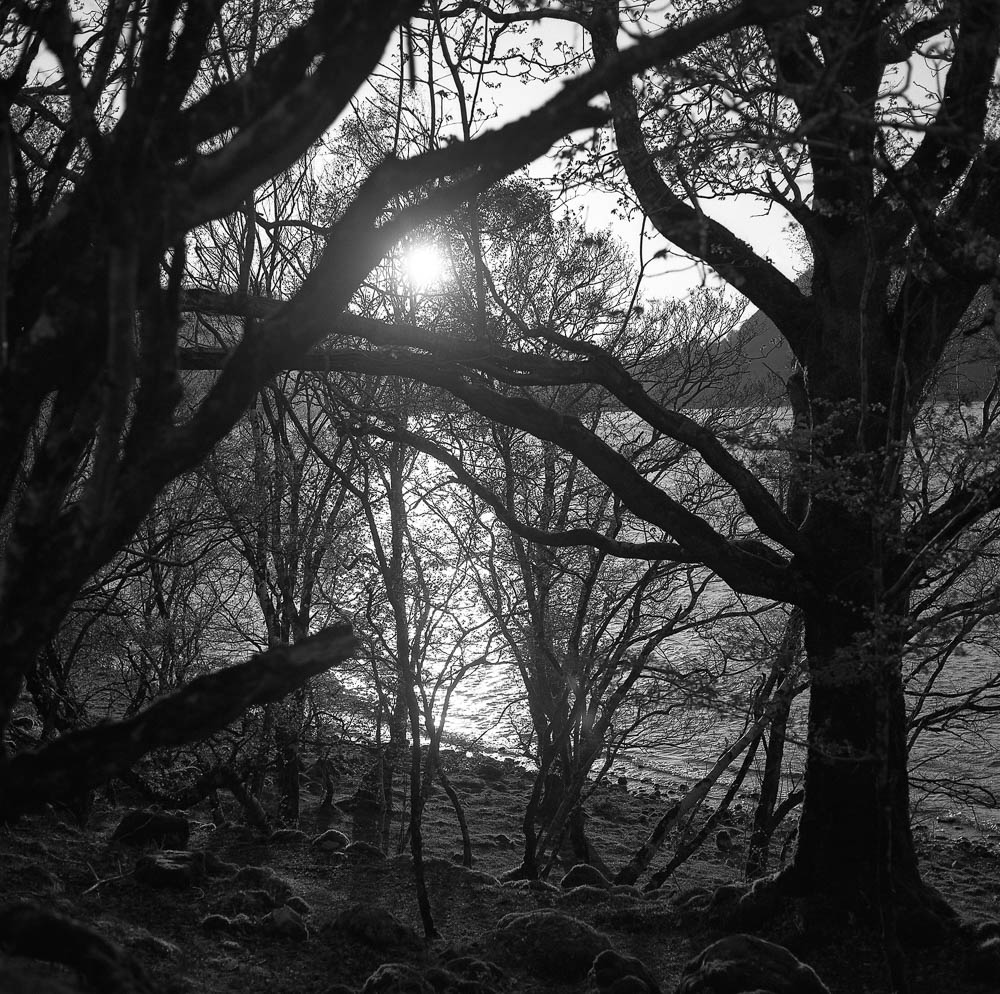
left=2, top=748, right=999, bottom=993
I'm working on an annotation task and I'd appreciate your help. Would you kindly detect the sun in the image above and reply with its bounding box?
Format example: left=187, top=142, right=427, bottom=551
left=401, top=242, right=447, bottom=291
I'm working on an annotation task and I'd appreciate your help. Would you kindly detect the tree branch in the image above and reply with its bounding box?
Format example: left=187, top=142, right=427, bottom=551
left=588, top=1, right=811, bottom=353
left=0, top=624, right=356, bottom=821
left=308, top=411, right=694, bottom=563
left=300, top=350, right=797, bottom=600
left=873, top=0, right=1000, bottom=249
left=176, top=304, right=801, bottom=557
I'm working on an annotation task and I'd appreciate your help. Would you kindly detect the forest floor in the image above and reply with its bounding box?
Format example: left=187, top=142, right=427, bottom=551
left=2, top=746, right=999, bottom=994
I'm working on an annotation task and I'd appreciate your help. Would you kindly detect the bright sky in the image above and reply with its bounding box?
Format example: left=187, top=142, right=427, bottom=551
left=379, top=6, right=953, bottom=307
left=450, top=5, right=951, bottom=304
left=470, top=13, right=803, bottom=301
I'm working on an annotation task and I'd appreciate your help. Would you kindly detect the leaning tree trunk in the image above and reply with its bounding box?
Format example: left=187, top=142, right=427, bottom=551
left=0, top=626, right=356, bottom=823
left=747, top=610, right=802, bottom=878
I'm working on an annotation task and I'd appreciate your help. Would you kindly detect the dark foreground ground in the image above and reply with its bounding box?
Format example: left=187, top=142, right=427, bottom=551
left=2, top=748, right=999, bottom=993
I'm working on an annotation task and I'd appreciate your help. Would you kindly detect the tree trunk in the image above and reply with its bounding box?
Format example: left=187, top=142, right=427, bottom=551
left=274, top=723, right=300, bottom=828
left=746, top=705, right=790, bottom=879
left=437, top=767, right=472, bottom=868
left=788, top=606, right=946, bottom=933
left=646, top=735, right=759, bottom=891
left=273, top=683, right=305, bottom=827
left=747, top=611, right=802, bottom=878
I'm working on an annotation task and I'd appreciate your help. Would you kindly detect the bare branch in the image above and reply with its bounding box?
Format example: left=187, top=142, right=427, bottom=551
left=588, top=1, right=812, bottom=352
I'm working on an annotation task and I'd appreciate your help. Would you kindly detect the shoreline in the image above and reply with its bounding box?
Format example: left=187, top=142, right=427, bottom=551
left=467, top=739, right=1000, bottom=847
left=2, top=741, right=998, bottom=994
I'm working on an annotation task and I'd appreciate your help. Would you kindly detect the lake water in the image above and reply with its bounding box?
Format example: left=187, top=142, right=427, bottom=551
left=442, top=646, right=1000, bottom=839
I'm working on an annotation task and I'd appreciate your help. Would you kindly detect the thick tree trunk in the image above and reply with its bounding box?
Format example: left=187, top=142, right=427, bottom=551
left=787, top=606, right=946, bottom=932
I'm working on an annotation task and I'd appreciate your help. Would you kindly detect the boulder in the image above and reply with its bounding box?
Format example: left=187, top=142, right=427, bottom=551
left=671, top=887, right=714, bottom=913
left=225, top=889, right=278, bottom=914
left=111, top=809, right=189, bottom=849
left=676, top=934, right=830, bottom=994
left=268, top=828, right=309, bottom=846
left=558, top=884, right=612, bottom=907
left=970, top=919, right=1000, bottom=942
left=262, top=905, right=309, bottom=942
left=201, top=852, right=239, bottom=877
left=611, top=885, right=642, bottom=900
left=233, top=865, right=294, bottom=903
left=199, top=913, right=253, bottom=934
left=499, top=876, right=559, bottom=894
left=560, top=863, right=612, bottom=890
left=285, top=895, right=312, bottom=916
left=313, top=829, right=351, bottom=852
left=592, top=949, right=662, bottom=994
left=439, top=955, right=506, bottom=990
left=482, top=909, right=613, bottom=981
left=604, top=977, right=655, bottom=994
left=359, top=963, right=432, bottom=994
left=357, top=959, right=506, bottom=994
left=134, top=851, right=206, bottom=888
left=330, top=905, right=422, bottom=952
left=344, top=840, right=387, bottom=861
left=394, top=854, right=499, bottom=888
left=967, top=935, right=1000, bottom=982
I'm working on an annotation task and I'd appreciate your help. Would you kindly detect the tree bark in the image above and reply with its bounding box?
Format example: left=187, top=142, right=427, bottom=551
left=786, top=606, right=944, bottom=931
left=437, top=767, right=472, bottom=868
left=646, top=733, right=760, bottom=891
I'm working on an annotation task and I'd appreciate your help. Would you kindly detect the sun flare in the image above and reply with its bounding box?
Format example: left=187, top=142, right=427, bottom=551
left=401, top=243, right=446, bottom=291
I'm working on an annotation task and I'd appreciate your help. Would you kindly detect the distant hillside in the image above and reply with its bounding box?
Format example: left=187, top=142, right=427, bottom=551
left=728, top=290, right=1000, bottom=403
